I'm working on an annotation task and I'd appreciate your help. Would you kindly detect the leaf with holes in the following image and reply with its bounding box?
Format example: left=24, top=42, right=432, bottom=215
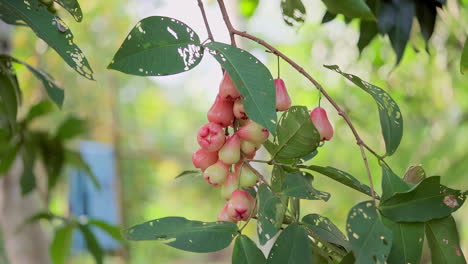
left=271, top=165, right=287, bottom=192
left=257, top=184, right=286, bottom=245
left=321, top=0, right=375, bottom=20
left=325, top=65, right=403, bottom=156
left=379, top=176, right=466, bottom=222
left=280, top=0, right=306, bottom=26
left=232, top=235, right=266, bottom=264
left=54, top=0, right=83, bottom=22
left=125, top=217, right=238, bottom=252
left=109, top=16, right=203, bottom=76
left=426, top=216, right=466, bottom=263
left=239, top=0, right=259, bottom=18
left=0, top=1, right=94, bottom=80
left=205, top=42, right=276, bottom=134
left=302, top=214, right=351, bottom=251
left=301, top=165, right=376, bottom=198
left=347, top=201, right=392, bottom=264
left=382, top=217, right=425, bottom=264
left=51, top=224, right=74, bottom=264
left=266, top=223, right=312, bottom=264
left=461, top=37, right=468, bottom=74
left=281, top=172, right=330, bottom=201
left=273, top=106, right=319, bottom=159
left=381, top=165, right=411, bottom=201
left=403, top=165, right=426, bottom=185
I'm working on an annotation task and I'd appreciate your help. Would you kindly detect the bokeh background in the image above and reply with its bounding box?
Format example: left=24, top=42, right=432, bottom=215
left=2, top=0, right=468, bottom=263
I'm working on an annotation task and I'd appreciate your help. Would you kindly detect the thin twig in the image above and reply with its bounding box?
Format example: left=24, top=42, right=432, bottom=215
left=196, top=0, right=215, bottom=42
left=216, top=0, right=378, bottom=204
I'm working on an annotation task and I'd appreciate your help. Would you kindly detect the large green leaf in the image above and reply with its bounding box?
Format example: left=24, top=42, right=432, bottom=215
left=321, top=0, right=375, bottom=20
left=257, top=184, right=286, bottom=245
left=266, top=223, right=312, bottom=264
left=109, top=16, right=203, bottom=76
left=426, top=216, right=466, bottom=263
left=273, top=106, right=319, bottom=159
left=232, top=235, right=266, bottom=264
left=302, top=214, right=351, bottom=251
left=281, top=172, right=330, bottom=201
left=54, top=0, right=83, bottom=22
left=382, top=217, right=425, bottom=264
left=379, top=176, right=466, bottom=222
left=239, top=0, right=259, bottom=18
left=381, top=165, right=410, bottom=201
left=301, top=165, right=376, bottom=198
left=461, top=36, right=468, bottom=74
left=0, top=7, right=25, bottom=26
left=50, top=225, right=74, bottom=264
left=280, top=0, right=307, bottom=27
left=0, top=1, right=94, bottom=80
left=78, top=225, right=103, bottom=264
left=125, top=217, right=238, bottom=252
left=325, top=65, right=403, bottom=156
left=205, top=42, right=276, bottom=135
left=347, top=201, right=392, bottom=264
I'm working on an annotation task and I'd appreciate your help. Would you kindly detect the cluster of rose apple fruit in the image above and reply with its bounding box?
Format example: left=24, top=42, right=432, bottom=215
left=192, top=72, right=334, bottom=224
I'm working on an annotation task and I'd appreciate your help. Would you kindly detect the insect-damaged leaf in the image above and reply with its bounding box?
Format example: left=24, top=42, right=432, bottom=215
left=426, top=216, right=466, bottom=264
left=266, top=223, right=312, bottom=264
left=280, top=0, right=307, bottom=27
left=257, top=184, right=287, bottom=245
left=302, top=214, right=351, bottom=251
left=232, top=235, right=266, bottom=264
left=281, top=171, right=330, bottom=201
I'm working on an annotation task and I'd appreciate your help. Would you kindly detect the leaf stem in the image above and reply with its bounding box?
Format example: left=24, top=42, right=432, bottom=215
left=196, top=0, right=215, bottom=43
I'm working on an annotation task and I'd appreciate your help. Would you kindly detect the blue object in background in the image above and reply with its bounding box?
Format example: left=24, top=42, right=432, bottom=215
left=69, top=140, right=121, bottom=252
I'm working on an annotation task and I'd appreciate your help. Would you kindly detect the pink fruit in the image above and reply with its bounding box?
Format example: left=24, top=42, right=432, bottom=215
left=237, top=120, right=269, bottom=144
left=233, top=98, right=247, bottom=120
left=197, top=122, right=226, bottom=152
left=221, top=172, right=239, bottom=200
left=219, top=72, right=240, bottom=101
left=238, top=165, right=258, bottom=188
left=274, top=78, right=292, bottom=111
left=218, top=134, right=241, bottom=164
left=310, top=107, right=334, bottom=141
left=192, top=148, right=218, bottom=171
left=227, top=190, right=256, bottom=221
left=203, top=161, right=229, bottom=187
left=217, top=204, right=237, bottom=223
left=207, top=95, right=235, bottom=127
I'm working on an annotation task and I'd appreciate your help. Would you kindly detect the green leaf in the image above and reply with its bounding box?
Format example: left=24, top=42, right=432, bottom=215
left=205, top=42, right=277, bottom=135
left=88, top=219, right=124, bottom=242
left=0, top=1, right=94, bottom=80
left=281, top=172, right=330, bottom=201
left=280, top=0, right=307, bottom=27
left=302, top=214, right=351, bottom=251
left=321, top=11, right=337, bottom=24
left=376, top=1, right=396, bottom=34
left=125, top=217, right=238, bottom=253
left=415, top=0, right=437, bottom=42
left=108, top=16, right=203, bottom=76
left=461, top=36, right=468, bottom=74
left=403, top=165, right=426, bottom=185
left=0, top=7, right=25, bottom=26
left=0, top=143, right=20, bottom=174
left=232, top=235, right=266, bottom=264
left=321, top=0, right=375, bottom=20
left=301, top=165, right=376, bottom=198
left=339, top=253, right=355, bottom=264
left=257, top=184, right=286, bottom=245
left=50, top=224, right=74, bottom=264
left=35, top=134, right=65, bottom=189
left=382, top=217, right=425, bottom=264
left=175, top=170, right=201, bottom=179
left=53, top=0, right=83, bottom=22
left=273, top=106, right=320, bottom=159
left=21, top=143, right=37, bottom=195
left=387, top=0, right=415, bottom=63
left=347, top=201, right=392, bottom=264
left=65, top=150, right=100, bottom=190
left=239, top=0, right=259, bottom=18
left=55, top=117, right=87, bottom=140
left=324, top=65, right=403, bottom=156
left=426, top=216, right=466, bottom=263
left=358, top=21, right=378, bottom=53
left=266, top=223, right=312, bottom=264
left=381, top=165, right=411, bottom=201
left=271, top=165, right=287, bottom=192
left=24, top=101, right=54, bottom=124
left=78, top=225, right=103, bottom=264
left=0, top=58, right=20, bottom=131
left=379, top=176, right=466, bottom=222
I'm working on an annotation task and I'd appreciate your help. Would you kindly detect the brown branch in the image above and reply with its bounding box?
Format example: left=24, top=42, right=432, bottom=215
left=196, top=0, right=215, bottom=42
left=216, top=0, right=379, bottom=204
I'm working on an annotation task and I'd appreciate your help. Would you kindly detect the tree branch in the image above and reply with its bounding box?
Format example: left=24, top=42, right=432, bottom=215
left=216, top=0, right=237, bottom=46
left=196, top=0, right=215, bottom=42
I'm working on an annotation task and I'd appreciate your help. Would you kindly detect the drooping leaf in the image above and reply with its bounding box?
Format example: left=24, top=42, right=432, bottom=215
left=0, top=58, right=20, bottom=131
left=24, top=101, right=54, bottom=124
left=325, top=65, right=403, bottom=156
left=108, top=16, right=203, bottom=76
left=78, top=225, right=103, bottom=264
left=357, top=21, right=378, bottom=53
left=257, top=184, right=286, bottom=245
left=239, top=0, right=259, bottom=18
left=387, top=0, right=415, bottom=63
left=65, top=150, right=100, bottom=190
left=302, top=214, right=351, bottom=251
left=0, top=1, right=94, bottom=80
left=266, top=223, right=312, bottom=264
left=125, top=217, right=238, bottom=252
left=280, top=0, right=307, bottom=26
left=20, top=143, right=37, bottom=195
left=415, top=0, right=437, bottom=42
left=55, top=116, right=87, bottom=140
left=50, top=224, right=74, bottom=264
left=375, top=1, right=396, bottom=34
left=281, top=171, right=330, bottom=201
left=301, top=165, right=376, bottom=198
left=232, top=235, right=266, bottom=264
left=273, top=106, right=320, bottom=159
left=347, top=201, right=392, bottom=264
left=175, top=170, right=201, bottom=179
left=403, top=165, right=426, bottom=184
left=321, top=0, right=375, bottom=20
left=205, top=42, right=276, bottom=135
left=382, top=217, right=425, bottom=264
left=53, top=0, right=83, bottom=22
left=461, top=36, right=468, bottom=74
left=321, top=11, right=337, bottom=24
left=88, top=219, right=124, bottom=242
left=379, top=176, right=466, bottom=222
left=381, top=165, right=411, bottom=201
left=426, top=216, right=466, bottom=263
